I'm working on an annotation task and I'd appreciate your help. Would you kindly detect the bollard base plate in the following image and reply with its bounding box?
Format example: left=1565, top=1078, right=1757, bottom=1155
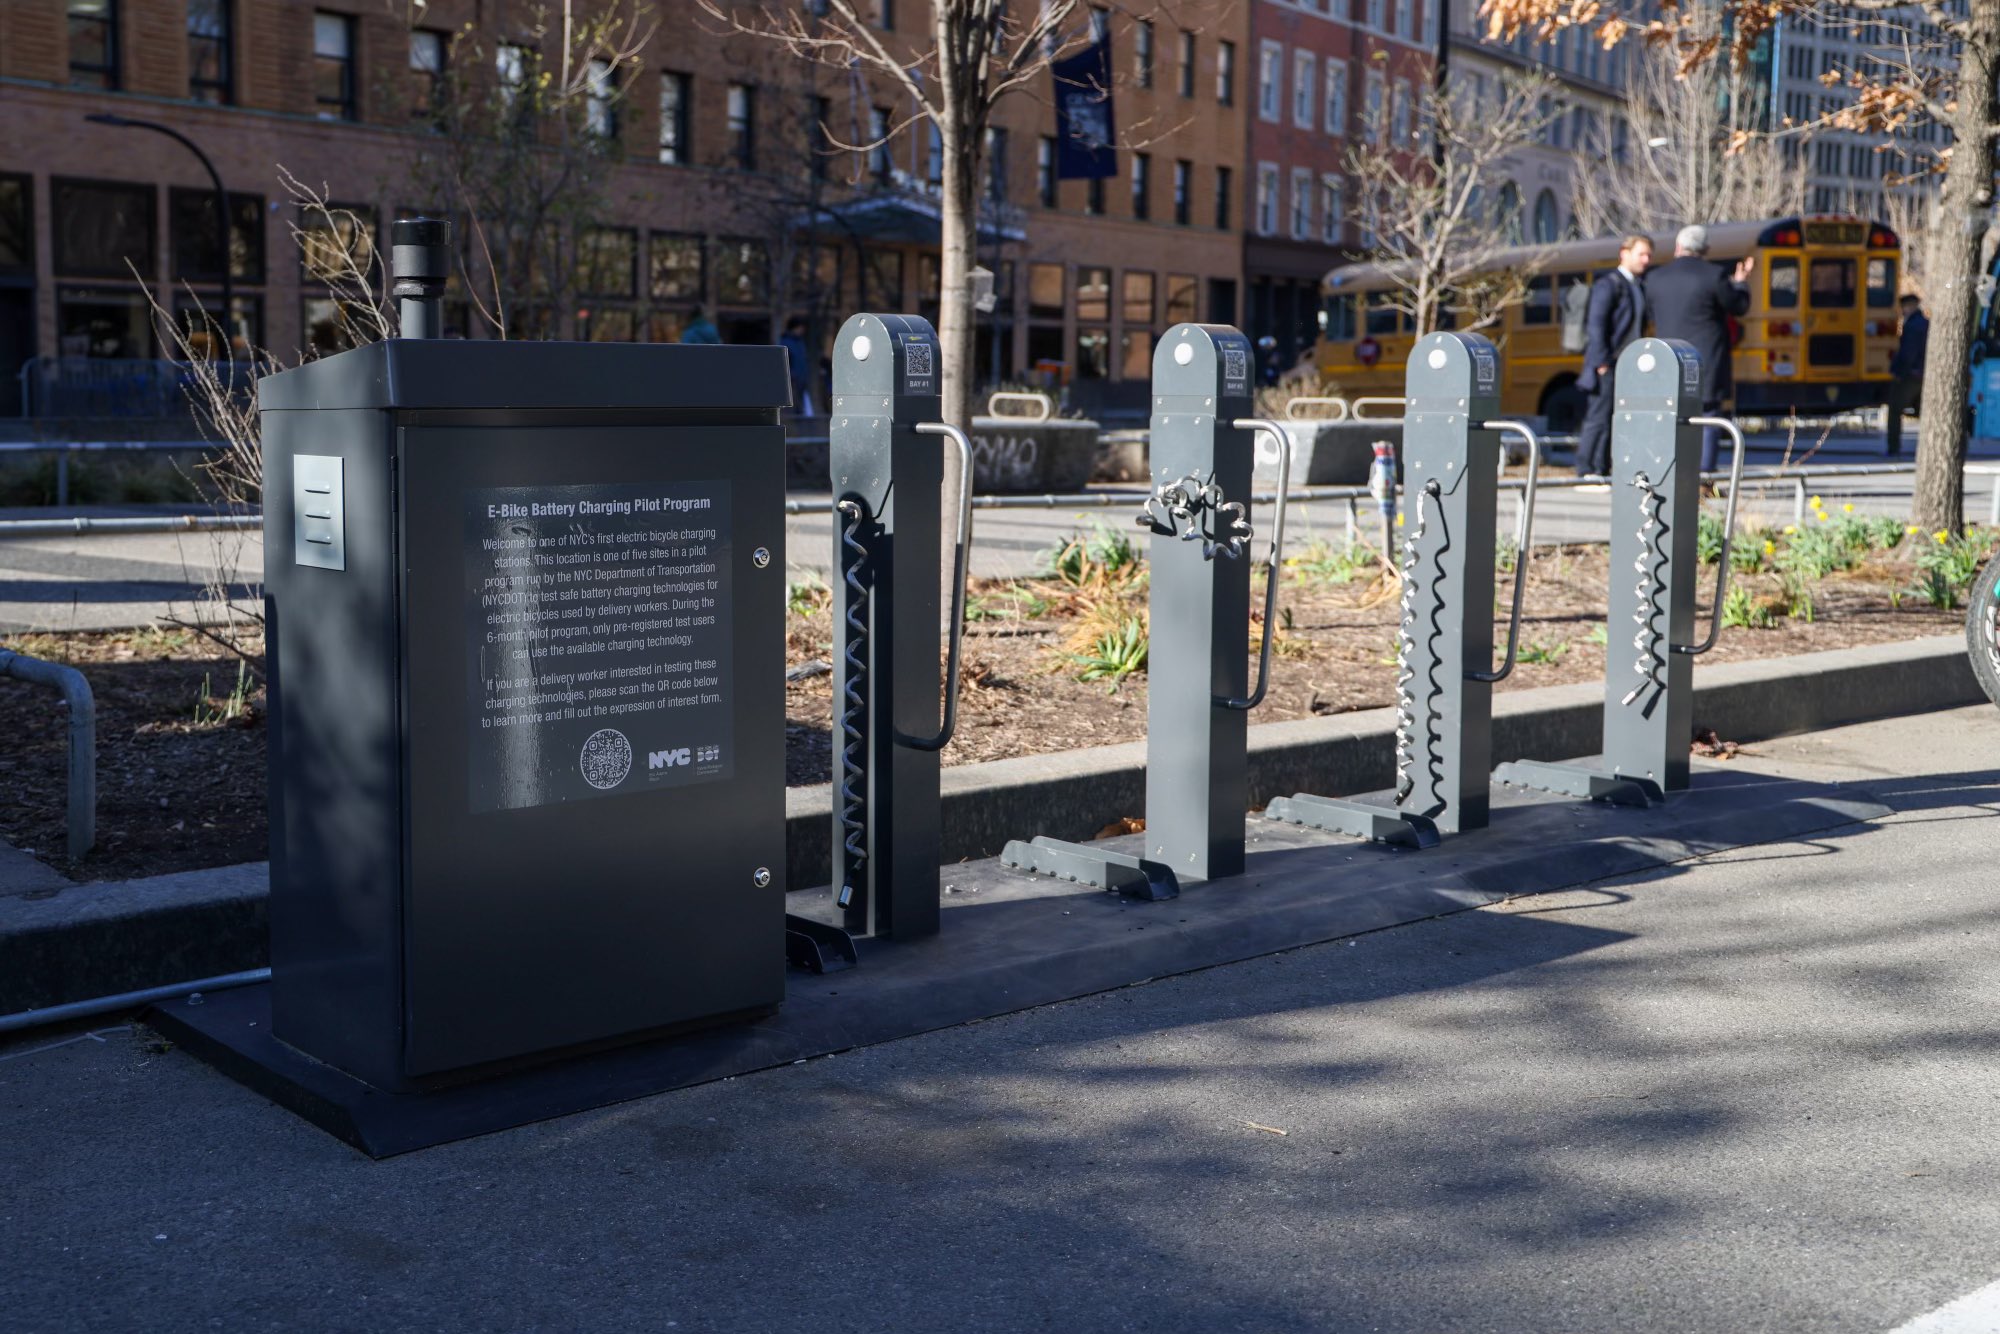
left=1492, top=759, right=1664, bottom=807
left=1263, top=794, right=1442, bottom=849
left=784, top=913, right=858, bottom=973
left=1000, top=836, right=1180, bottom=900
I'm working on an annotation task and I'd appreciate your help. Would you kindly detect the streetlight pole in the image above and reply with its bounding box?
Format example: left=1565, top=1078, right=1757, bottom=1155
left=85, top=113, right=235, bottom=351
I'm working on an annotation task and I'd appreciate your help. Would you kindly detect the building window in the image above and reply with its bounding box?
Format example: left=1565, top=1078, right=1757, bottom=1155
left=874, top=0, right=894, bottom=30
left=52, top=178, right=155, bottom=279
left=871, top=106, right=894, bottom=182
left=1293, top=50, right=1315, bottom=128
left=579, top=226, right=638, bottom=297
left=1215, top=165, right=1232, bottom=230
left=1172, top=159, right=1191, bottom=226
left=715, top=238, right=769, bottom=306
left=1177, top=32, right=1196, bottom=98
left=60, top=287, right=152, bottom=358
left=0, top=176, right=32, bottom=276
left=1258, top=41, right=1283, bottom=122
left=1087, top=177, right=1105, bottom=216
left=1364, top=70, right=1385, bottom=143
left=496, top=42, right=530, bottom=110
left=169, top=188, right=263, bottom=283
left=863, top=249, right=903, bottom=309
left=1395, top=0, right=1413, bottom=38
left=586, top=59, right=617, bottom=139
left=410, top=30, right=447, bottom=122
left=1391, top=80, right=1411, bottom=144
left=1290, top=167, right=1313, bottom=240
left=314, top=12, right=357, bottom=121
left=1135, top=20, right=1155, bottom=88
left=1366, top=0, right=1385, bottom=29
left=649, top=232, right=704, bottom=301
left=728, top=84, right=756, bottom=169
left=297, top=201, right=377, bottom=287
left=1256, top=163, right=1279, bottom=236
left=659, top=72, right=690, bottom=164
left=1028, top=262, right=1064, bottom=320
left=1037, top=135, right=1057, bottom=205
left=1123, top=270, right=1154, bottom=326
left=812, top=96, right=833, bottom=180
left=1076, top=266, right=1111, bottom=322
left=927, top=124, right=943, bottom=187
left=68, top=0, right=118, bottom=90
left=1165, top=273, right=1198, bottom=325
left=985, top=126, right=1008, bottom=201
left=1131, top=153, right=1150, bottom=221
left=1217, top=40, right=1236, bottom=106
left=1076, top=328, right=1110, bottom=379
left=1325, top=62, right=1347, bottom=134
left=1321, top=175, right=1343, bottom=244
left=187, top=0, right=232, bottom=104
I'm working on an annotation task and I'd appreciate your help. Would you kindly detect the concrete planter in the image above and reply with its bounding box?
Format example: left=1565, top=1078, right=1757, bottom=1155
left=967, top=417, right=1101, bottom=493
left=1252, top=420, right=1404, bottom=486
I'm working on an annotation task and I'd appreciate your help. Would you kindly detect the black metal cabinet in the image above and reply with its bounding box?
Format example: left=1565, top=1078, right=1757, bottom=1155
left=261, top=341, right=789, bottom=1091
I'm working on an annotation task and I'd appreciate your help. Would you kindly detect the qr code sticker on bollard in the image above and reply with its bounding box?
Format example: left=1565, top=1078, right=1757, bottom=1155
left=1224, top=346, right=1248, bottom=387
left=905, top=340, right=934, bottom=377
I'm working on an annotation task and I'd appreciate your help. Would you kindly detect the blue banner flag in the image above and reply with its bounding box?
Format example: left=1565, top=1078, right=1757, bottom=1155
left=1052, top=36, right=1116, bottom=180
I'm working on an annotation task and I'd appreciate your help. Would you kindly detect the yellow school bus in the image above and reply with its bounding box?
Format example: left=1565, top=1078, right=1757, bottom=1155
left=1318, top=216, right=1903, bottom=429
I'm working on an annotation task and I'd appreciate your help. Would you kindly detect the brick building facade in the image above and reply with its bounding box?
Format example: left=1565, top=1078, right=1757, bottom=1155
left=0, top=0, right=1254, bottom=416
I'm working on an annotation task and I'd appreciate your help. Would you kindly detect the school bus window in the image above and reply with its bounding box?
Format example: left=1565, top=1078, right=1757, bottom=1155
left=1435, top=306, right=1458, bottom=330
left=1769, top=257, right=1800, bottom=308
left=1324, top=293, right=1357, bottom=340
left=1364, top=293, right=1399, bottom=335
left=1522, top=275, right=1553, bottom=326
left=1866, top=258, right=1896, bottom=308
left=1810, top=258, right=1857, bottom=307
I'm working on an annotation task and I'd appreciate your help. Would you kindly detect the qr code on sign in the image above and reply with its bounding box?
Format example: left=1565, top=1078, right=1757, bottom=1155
left=905, top=340, right=934, bottom=377
left=1223, top=347, right=1248, bottom=384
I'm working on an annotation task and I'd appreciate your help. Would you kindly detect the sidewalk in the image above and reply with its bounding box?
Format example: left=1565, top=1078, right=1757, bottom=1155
left=2, top=704, right=1998, bottom=1330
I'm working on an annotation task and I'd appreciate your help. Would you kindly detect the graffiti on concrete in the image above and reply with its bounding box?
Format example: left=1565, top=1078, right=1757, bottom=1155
left=971, top=431, right=1042, bottom=490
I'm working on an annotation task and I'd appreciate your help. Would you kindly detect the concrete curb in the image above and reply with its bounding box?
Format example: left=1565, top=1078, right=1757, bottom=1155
left=1, top=634, right=1980, bottom=1016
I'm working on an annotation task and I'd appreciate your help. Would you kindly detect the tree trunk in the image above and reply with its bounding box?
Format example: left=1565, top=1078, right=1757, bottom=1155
left=938, top=136, right=980, bottom=430
left=1915, top=0, right=2000, bottom=534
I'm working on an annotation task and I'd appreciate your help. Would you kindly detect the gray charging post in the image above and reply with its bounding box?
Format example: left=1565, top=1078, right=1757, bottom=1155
left=827, top=313, right=973, bottom=941
left=1264, top=332, right=1541, bottom=846
left=1494, top=337, right=1745, bottom=803
left=1001, top=323, right=1290, bottom=898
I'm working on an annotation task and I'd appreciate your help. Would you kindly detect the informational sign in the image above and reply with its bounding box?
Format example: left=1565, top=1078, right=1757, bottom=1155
left=1052, top=36, right=1116, bottom=180
left=465, top=479, right=733, bottom=814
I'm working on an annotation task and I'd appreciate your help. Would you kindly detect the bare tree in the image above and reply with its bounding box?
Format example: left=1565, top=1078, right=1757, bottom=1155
left=1569, top=9, right=1807, bottom=236
left=396, top=0, right=655, bottom=339
left=700, top=0, right=1082, bottom=427
left=1482, top=0, right=2000, bottom=533
left=1349, top=71, right=1563, bottom=337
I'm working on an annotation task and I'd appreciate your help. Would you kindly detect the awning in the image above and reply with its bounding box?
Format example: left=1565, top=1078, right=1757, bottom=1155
left=794, top=193, right=1027, bottom=247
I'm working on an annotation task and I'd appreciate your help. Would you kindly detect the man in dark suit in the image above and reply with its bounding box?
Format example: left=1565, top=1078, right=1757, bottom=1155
left=1646, top=224, right=1756, bottom=472
left=1576, top=233, right=1654, bottom=478
left=1885, top=295, right=1928, bottom=456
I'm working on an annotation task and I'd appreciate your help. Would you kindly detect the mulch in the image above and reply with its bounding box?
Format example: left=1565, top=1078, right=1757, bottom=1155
left=1, top=543, right=1966, bottom=883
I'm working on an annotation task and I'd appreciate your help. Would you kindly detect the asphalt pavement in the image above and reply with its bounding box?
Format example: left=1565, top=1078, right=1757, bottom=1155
left=2, top=703, right=1998, bottom=1331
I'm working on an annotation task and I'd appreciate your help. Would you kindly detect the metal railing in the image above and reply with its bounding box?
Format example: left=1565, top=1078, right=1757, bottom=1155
left=18, top=357, right=186, bottom=419
left=0, top=647, right=93, bottom=860
left=0, top=439, right=216, bottom=506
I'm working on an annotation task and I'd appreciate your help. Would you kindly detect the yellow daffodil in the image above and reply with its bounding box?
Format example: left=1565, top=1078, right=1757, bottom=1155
left=1809, top=494, right=1824, bottom=508
left=1934, top=530, right=1950, bottom=544
left=1395, top=512, right=1405, bottom=527
left=1762, top=540, right=1776, bottom=556
left=1842, top=502, right=1855, bottom=513
left=1783, top=525, right=1797, bottom=535
left=1906, top=524, right=1921, bottom=535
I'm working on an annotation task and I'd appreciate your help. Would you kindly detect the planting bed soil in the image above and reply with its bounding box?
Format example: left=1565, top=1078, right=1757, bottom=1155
left=2, top=521, right=1982, bottom=883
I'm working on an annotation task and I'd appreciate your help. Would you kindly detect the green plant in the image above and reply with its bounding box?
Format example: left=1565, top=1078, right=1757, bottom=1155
left=1863, top=515, right=1908, bottom=551
left=1586, top=621, right=1608, bottom=646
left=1287, top=537, right=1378, bottom=586
left=1065, top=613, right=1149, bottom=683
left=786, top=575, right=831, bottom=617
left=1731, top=527, right=1771, bottom=574
left=195, top=658, right=255, bottom=726
left=1517, top=637, right=1568, bottom=665
left=1911, top=529, right=1997, bottom=610
left=1720, top=583, right=1774, bottom=629
left=1495, top=537, right=1520, bottom=576
left=1043, top=522, right=1144, bottom=587
left=1777, top=524, right=1856, bottom=580
left=1776, top=567, right=1816, bottom=622
left=1696, top=509, right=1726, bottom=566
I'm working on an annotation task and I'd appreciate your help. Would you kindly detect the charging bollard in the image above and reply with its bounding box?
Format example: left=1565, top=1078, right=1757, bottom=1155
left=1264, top=332, right=1541, bottom=846
left=1494, top=337, right=1745, bottom=804
left=1001, top=324, right=1291, bottom=898
left=828, top=313, right=974, bottom=940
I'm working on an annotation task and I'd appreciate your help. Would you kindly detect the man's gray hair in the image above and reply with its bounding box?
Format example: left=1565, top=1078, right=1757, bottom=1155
left=1676, top=224, right=1711, bottom=255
